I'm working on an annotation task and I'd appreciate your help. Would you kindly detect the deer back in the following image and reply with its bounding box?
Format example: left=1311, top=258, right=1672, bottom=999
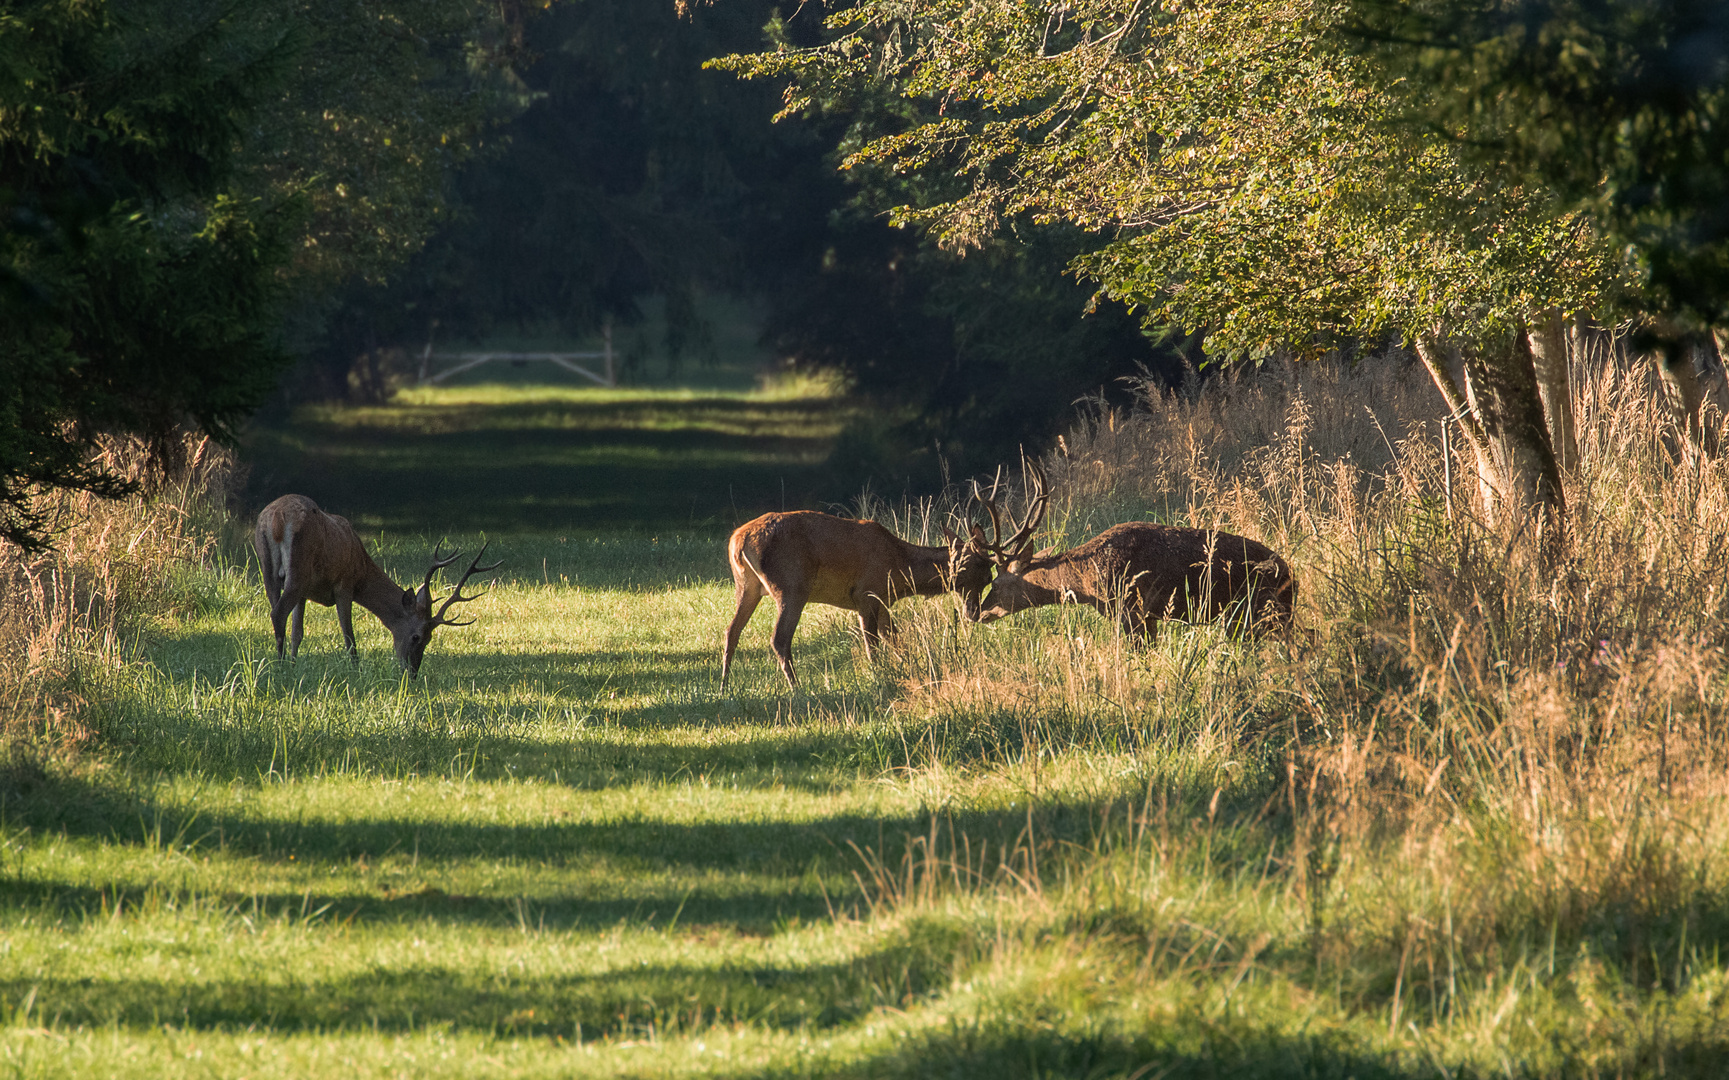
left=730, top=512, right=921, bottom=607
left=255, top=494, right=385, bottom=603
left=730, top=511, right=990, bottom=609
left=990, top=522, right=1294, bottom=629
left=1066, top=523, right=1294, bottom=623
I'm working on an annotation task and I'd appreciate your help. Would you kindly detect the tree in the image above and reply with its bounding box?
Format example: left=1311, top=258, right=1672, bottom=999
left=0, top=0, right=513, bottom=550
left=718, top=0, right=1628, bottom=523
left=1351, top=0, right=1729, bottom=456
left=1351, top=0, right=1729, bottom=325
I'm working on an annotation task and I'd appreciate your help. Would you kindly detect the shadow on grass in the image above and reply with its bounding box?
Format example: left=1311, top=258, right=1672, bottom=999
left=2, top=769, right=1129, bottom=890
left=805, top=1010, right=1729, bottom=1080
left=805, top=1024, right=1654, bottom=1080
left=0, top=874, right=843, bottom=936
left=242, top=391, right=858, bottom=536
left=0, top=930, right=962, bottom=1037
left=7, top=954, right=1723, bottom=1078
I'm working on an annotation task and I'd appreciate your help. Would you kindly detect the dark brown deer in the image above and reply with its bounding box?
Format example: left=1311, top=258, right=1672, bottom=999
left=253, top=494, right=500, bottom=675
left=971, top=466, right=1295, bottom=638
left=720, top=508, right=1013, bottom=690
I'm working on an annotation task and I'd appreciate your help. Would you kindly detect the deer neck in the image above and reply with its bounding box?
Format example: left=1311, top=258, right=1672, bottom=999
left=1022, top=556, right=1101, bottom=610
left=351, top=560, right=416, bottom=630
left=897, top=540, right=955, bottom=596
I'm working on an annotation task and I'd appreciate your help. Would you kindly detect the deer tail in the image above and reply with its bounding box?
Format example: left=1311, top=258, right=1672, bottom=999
left=729, top=530, right=769, bottom=590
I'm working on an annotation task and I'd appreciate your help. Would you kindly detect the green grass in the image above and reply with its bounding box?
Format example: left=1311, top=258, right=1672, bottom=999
left=6, top=375, right=1728, bottom=1077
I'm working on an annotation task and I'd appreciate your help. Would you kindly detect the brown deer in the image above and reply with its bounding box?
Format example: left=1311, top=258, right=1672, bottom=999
left=972, top=466, right=1295, bottom=639
left=253, top=494, right=500, bottom=675
left=720, top=508, right=1014, bottom=690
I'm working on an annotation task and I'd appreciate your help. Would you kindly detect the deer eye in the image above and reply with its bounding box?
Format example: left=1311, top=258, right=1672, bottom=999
left=411, top=634, right=422, bottom=645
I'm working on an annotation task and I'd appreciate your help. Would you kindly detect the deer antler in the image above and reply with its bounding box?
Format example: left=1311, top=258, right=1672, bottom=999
left=430, top=542, right=503, bottom=627
left=421, top=545, right=464, bottom=595
left=971, top=456, right=1049, bottom=564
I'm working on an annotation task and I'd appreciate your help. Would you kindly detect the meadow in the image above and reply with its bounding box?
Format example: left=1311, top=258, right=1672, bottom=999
left=2, top=353, right=1728, bottom=1078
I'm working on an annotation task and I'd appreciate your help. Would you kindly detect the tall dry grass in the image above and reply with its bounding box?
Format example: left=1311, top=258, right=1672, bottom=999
left=865, top=348, right=1729, bottom=1059
left=0, top=434, right=238, bottom=774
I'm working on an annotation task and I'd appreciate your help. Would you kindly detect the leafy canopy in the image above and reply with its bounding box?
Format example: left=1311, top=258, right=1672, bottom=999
left=0, top=0, right=512, bottom=550
left=717, top=0, right=1624, bottom=357
left=1350, top=0, right=1729, bottom=326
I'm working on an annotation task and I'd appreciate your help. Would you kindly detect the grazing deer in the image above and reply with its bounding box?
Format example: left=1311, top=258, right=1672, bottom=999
left=971, top=466, right=1295, bottom=638
left=253, top=494, right=500, bottom=675
left=720, top=510, right=1007, bottom=690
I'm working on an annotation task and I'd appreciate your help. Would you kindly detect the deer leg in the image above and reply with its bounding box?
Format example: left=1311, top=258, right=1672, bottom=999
left=767, top=588, right=807, bottom=690
left=857, top=596, right=893, bottom=660
left=259, top=555, right=284, bottom=615
left=336, top=598, right=359, bottom=664
left=269, top=595, right=291, bottom=658
left=289, top=600, right=306, bottom=658
left=260, top=547, right=289, bottom=657
left=721, top=577, right=765, bottom=690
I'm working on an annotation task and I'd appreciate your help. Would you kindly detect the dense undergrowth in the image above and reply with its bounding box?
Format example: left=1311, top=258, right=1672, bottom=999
left=2, top=353, right=1727, bottom=1077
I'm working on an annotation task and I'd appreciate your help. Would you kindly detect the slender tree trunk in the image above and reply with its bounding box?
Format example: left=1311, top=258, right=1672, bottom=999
left=1462, top=329, right=1565, bottom=525
left=1527, top=308, right=1577, bottom=471
left=1417, top=328, right=1564, bottom=530
left=1415, top=334, right=1498, bottom=521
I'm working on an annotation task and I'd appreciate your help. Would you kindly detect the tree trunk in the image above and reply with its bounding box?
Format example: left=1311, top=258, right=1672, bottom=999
left=1415, top=334, right=1499, bottom=521
left=1416, top=328, right=1564, bottom=530
left=1527, top=308, right=1577, bottom=471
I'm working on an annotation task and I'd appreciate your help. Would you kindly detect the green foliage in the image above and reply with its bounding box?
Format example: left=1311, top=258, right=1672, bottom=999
left=717, top=0, right=1626, bottom=358
left=0, top=1, right=296, bottom=549
left=1349, top=0, right=1729, bottom=325
left=0, top=0, right=515, bottom=551
left=235, top=0, right=523, bottom=287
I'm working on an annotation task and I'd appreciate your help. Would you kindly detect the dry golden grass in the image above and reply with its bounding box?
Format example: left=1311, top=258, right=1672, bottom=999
left=863, top=349, right=1729, bottom=1053
left=0, top=433, right=237, bottom=767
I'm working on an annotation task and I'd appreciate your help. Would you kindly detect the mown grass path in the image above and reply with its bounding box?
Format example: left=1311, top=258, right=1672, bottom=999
left=1, top=377, right=1179, bottom=1078
left=241, top=372, right=858, bottom=534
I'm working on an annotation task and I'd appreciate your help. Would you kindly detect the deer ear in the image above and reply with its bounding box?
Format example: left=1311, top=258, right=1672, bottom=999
left=969, top=524, right=987, bottom=546
left=942, top=526, right=957, bottom=545
left=414, top=584, right=434, bottom=616
left=401, top=588, right=415, bottom=609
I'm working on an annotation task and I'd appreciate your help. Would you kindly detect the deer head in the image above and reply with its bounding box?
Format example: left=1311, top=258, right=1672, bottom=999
left=962, top=458, right=1051, bottom=618
left=965, top=459, right=1052, bottom=622
left=940, top=523, right=996, bottom=621
left=394, top=543, right=502, bottom=674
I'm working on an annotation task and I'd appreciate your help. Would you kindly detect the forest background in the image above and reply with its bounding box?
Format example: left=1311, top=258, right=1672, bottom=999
left=3, top=0, right=1193, bottom=550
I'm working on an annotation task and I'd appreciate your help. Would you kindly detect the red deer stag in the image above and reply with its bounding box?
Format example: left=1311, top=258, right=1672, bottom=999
left=720, top=508, right=1009, bottom=690
left=253, top=494, right=500, bottom=675
left=972, top=466, right=1295, bottom=639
